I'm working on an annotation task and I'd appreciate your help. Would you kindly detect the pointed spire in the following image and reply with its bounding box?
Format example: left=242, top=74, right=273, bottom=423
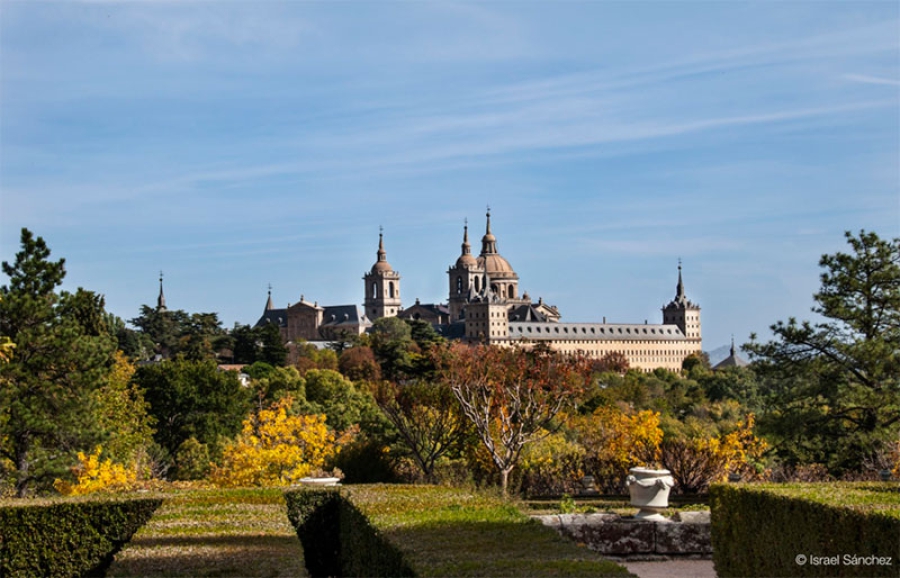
left=265, top=283, right=274, bottom=311
left=481, top=207, right=498, bottom=255
left=369, top=226, right=394, bottom=273
left=676, top=258, right=685, bottom=300
left=730, top=335, right=736, bottom=357
left=462, top=218, right=471, bottom=255
left=157, top=271, right=167, bottom=311
left=377, top=226, right=386, bottom=263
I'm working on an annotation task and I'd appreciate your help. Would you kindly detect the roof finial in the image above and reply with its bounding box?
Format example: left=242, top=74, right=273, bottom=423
left=676, top=258, right=685, bottom=299
left=730, top=334, right=736, bottom=357
left=265, top=283, right=274, bottom=311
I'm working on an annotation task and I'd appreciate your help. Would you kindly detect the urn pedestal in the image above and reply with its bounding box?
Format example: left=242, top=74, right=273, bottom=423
left=626, top=467, right=674, bottom=522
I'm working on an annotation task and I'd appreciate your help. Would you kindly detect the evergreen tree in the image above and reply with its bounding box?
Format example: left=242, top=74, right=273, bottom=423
left=258, top=322, right=287, bottom=366
left=0, top=229, right=116, bottom=496
left=747, top=230, right=900, bottom=473
left=133, top=358, right=251, bottom=460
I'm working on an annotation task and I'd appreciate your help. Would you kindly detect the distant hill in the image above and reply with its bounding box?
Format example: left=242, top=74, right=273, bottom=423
left=706, top=344, right=734, bottom=367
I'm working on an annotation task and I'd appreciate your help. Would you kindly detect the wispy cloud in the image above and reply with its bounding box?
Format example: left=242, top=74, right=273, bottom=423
left=843, top=74, right=900, bottom=86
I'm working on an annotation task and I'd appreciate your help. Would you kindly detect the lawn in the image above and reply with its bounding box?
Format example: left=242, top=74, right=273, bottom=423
left=106, top=488, right=307, bottom=577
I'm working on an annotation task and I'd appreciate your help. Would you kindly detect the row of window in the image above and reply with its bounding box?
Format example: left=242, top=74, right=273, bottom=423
left=512, top=325, right=676, bottom=336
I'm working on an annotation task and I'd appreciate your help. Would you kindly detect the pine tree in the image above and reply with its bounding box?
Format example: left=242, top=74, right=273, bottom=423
left=0, top=229, right=116, bottom=496
left=747, top=230, right=900, bottom=473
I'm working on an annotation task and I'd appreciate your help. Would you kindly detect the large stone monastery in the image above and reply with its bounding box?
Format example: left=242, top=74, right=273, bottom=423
left=256, top=211, right=702, bottom=372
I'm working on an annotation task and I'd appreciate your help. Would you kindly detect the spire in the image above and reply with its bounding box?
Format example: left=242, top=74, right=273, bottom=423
left=369, top=226, right=394, bottom=273
left=377, top=226, right=386, bottom=263
left=265, top=283, right=274, bottom=311
left=676, top=258, right=685, bottom=300
left=481, top=207, right=498, bottom=255
left=157, top=271, right=167, bottom=311
left=462, top=218, right=471, bottom=255
left=730, top=335, right=736, bottom=357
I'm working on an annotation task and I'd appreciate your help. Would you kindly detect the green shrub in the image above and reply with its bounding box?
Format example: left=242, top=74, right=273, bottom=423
left=285, top=484, right=632, bottom=577
left=0, top=496, right=161, bottom=578
left=710, top=482, right=900, bottom=578
left=284, top=488, right=343, bottom=578
left=172, top=436, right=211, bottom=480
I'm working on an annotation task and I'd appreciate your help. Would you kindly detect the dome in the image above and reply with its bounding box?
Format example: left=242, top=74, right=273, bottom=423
left=371, top=260, right=393, bottom=273
left=478, top=253, right=516, bottom=276
left=456, top=253, right=478, bottom=267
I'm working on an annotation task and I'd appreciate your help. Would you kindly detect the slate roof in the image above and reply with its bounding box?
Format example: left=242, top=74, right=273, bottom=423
left=321, top=305, right=371, bottom=329
left=508, top=322, right=687, bottom=341
left=508, top=304, right=550, bottom=322
left=713, top=343, right=749, bottom=369
left=255, top=308, right=288, bottom=328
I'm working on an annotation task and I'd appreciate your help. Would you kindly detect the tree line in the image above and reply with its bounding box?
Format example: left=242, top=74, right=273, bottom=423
left=0, top=228, right=897, bottom=497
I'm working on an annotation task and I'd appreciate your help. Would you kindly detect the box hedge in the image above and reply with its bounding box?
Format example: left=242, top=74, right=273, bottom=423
left=0, top=496, right=162, bottom=578
left=710, top=482, right=900, bottom=578
left=285, top=484, right=633, bottom=577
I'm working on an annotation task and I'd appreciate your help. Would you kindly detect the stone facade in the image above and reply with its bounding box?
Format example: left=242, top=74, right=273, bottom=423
left=254, top=210, right=702, bottom=371
left=454, top=212, right=702, bottom=372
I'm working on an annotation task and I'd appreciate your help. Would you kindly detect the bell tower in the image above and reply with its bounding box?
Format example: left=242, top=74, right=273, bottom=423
left=363, top=228, right=402, bottom=320
left=448, top=219, right=483, bottom=322
left=662, top=260, right=701, bottom=344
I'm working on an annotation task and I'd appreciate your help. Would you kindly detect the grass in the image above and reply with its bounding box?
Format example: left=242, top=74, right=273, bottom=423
left=106, top=488, right=308, bottom=577
left=342, top=484, right=635, bottom=577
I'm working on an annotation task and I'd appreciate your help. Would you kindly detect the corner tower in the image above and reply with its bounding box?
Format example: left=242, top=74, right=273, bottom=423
left=662, top=261, right=701, bottom=344
left=363, top=229, right=402, bottom=320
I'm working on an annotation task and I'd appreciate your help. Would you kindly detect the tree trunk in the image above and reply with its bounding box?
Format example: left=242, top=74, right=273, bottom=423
left=500, top=467, right=511, bottom=497
left=15, top=436, right=31, bottom=498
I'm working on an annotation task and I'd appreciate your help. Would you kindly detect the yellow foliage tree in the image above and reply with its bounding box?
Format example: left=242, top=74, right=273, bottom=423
left=210, top=396, right=338, bottom=487
left=93, top=351, right=155, bottom=471
left=569, top=407, right=663, bottom=492
left=53, top=446, right=137, bottom=495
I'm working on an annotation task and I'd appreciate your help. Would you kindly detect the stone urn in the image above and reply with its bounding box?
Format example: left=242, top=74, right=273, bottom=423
left=626, top=467, right=674, bottom=522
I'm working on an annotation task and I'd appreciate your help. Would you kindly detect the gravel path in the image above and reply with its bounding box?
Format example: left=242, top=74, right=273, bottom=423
left=106, top=489, right=308, bottom=577
left=624, top=560, right=716, bottom=578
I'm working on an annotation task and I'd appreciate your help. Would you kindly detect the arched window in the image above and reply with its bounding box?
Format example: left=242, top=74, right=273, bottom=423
left=389, top=282, right=395, bottom=298
left=456, top=276, right=463, bottom=294
left=371, top=283, right=377, bottom=299
left=475, top=277, right=480, bottom=292
left=508, top=286, right=514, bottom=299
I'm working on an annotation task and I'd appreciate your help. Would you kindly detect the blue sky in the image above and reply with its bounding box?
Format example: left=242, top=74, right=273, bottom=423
left=1, top=1, right=898, bottom=353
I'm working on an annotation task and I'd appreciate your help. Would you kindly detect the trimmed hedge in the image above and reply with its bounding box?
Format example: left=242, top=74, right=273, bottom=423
left=710, top=482, right=900, bottom=578
left=0, top=496, right=162, bottom=578
left=285, top=484, right=633, bottom=577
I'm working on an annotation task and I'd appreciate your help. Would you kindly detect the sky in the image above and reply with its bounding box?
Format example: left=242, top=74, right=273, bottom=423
left=1, top=1, right=898, bottom=354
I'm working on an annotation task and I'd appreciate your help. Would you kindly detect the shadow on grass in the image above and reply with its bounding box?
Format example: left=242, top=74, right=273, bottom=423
left=108, top=534, right=307, bottom=578
left=385, top=519, right=634, bottom=577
